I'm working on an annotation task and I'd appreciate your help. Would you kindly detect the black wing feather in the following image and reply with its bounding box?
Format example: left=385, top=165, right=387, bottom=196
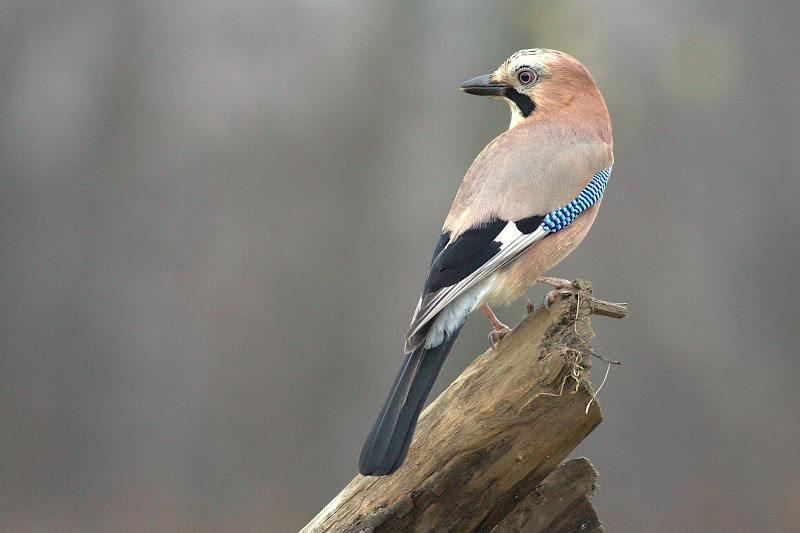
left=422, top=214, right=545, bottom=295
left=423, top=218, right=506, bottom=294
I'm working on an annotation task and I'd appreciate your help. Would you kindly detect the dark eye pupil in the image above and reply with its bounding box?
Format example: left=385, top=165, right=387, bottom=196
left=518, top=71, right=533, bottom=84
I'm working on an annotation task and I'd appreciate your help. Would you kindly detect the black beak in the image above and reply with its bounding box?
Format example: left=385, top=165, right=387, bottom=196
left=459, top=74, right=509, bottom=96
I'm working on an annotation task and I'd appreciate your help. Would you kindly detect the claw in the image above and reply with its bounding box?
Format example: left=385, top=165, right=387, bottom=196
left=488, top=325, right=511, bottom=349
left=538, top=276, right=574, bottom=311
left=542, top=289, right=560, bottom=310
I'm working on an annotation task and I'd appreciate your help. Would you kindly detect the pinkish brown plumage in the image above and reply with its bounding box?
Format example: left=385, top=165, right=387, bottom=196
left=360, top=49, right=613, bottom=476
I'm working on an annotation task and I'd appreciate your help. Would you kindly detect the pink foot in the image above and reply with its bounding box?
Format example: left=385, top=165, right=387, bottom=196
left=481, top=304, right=511, bottom=348
left=536, top=276, right=574, bottom=310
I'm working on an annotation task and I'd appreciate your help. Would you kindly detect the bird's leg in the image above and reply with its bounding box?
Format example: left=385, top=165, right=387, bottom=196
left=537, top=276, right=574, bottom=309
left=481, top=304, right=511, bottom=347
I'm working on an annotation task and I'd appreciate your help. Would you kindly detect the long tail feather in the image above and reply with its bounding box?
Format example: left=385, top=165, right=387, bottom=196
left=359, top=329, right=462, bottom=476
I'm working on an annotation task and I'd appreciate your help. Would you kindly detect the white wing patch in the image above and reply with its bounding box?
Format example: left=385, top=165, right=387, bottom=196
left=494, top=220, right=524, bottom=250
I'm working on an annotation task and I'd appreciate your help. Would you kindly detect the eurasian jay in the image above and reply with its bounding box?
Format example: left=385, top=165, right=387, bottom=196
left=359, top=49, right=613, bottom=476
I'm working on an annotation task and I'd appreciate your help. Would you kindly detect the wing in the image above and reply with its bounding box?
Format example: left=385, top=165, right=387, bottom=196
left=404, top=164, right=612, bottom=353
left=404, top=213, right=547, bottom=352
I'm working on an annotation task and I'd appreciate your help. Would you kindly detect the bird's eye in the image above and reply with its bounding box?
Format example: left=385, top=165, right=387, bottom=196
left=517, top=69, right=535, bottom=85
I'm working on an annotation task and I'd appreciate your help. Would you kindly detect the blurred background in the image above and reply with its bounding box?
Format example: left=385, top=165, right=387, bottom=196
left=2, top=0, right=799, bottom=531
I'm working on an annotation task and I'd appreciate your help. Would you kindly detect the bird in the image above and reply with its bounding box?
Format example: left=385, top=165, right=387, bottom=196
left=359, top=49, right=613, bottom=476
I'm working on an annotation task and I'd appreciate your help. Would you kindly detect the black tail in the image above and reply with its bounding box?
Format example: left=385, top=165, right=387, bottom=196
left=359, top=330, right=462, bottom=476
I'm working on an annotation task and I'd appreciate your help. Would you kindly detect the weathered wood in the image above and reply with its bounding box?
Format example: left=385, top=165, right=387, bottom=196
left=301, top=280, right=624, bottom=533
left=588, top=298, right=628, bottom=319
left=492, top=458, right=602, bottom=533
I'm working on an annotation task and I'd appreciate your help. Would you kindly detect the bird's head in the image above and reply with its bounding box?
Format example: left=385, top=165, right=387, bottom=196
left=460, top=49, right=607, bottom=129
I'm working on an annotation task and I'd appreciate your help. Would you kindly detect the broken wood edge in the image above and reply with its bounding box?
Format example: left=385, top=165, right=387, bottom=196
left=492, top=457, right=602, bottom=533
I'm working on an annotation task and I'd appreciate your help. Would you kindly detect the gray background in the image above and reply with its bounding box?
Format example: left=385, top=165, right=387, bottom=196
left=2, top=1, right=798, bottom=531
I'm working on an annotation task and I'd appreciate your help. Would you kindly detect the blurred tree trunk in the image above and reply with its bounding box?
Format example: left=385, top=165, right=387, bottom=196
left=301, top=281, right=625, bottom=533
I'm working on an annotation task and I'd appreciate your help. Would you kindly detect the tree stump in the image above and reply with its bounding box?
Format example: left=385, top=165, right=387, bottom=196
left=302, top=280, right=626, bottom=532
